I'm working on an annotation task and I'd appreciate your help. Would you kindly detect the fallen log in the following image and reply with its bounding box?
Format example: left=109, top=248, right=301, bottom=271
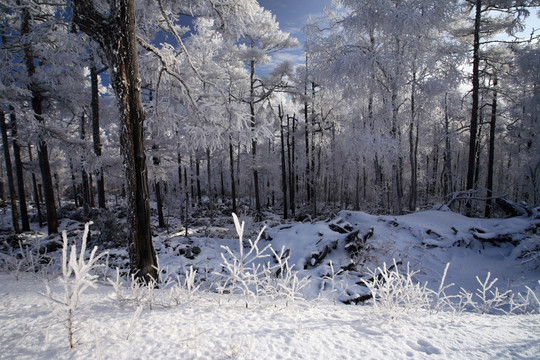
left=496, top=198, right=531, bottom=217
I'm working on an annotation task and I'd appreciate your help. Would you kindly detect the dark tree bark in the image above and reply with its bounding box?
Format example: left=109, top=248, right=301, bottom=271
left=278, top=105, right=288, bottom=219
left=485, top=75, right=497, bottom=218
left=408, top=68, right=418, bottom=211
left=177, top=153, right=182, bottom=195
left=190, top=155, right=195, bottom=206
left=1, top=110, right=20, bottom=233
left=249, top=56, right=262, bottom=220
left=28, top=145, right=43, bottom=227
left=72, top=0, right=158, bottom=282
left=10, top=108, right=30, bottom=231
left=80, top=113, right=91, bottom=216
left=69, top=159, right=78, bottom=207
left=91, top=62, right=106, bottom=209
left=206, top=148, right=215, bottom=221
left=196, top=156, right=201, bottom=205
left=467, top=0, right=482, bottom=202
left=229, top=140, right=237, bottom=214
left=152, top=145, right=166, bottom=229
left=22, top=6, right=58, bottom=235
left=442, top=93, right=454, bottom=198
left=287, top=114, right=296, bottom=217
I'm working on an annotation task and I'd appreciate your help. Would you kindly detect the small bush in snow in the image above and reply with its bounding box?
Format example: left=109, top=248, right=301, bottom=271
left=361, top=261, right=540, bottom=316
left=0, top=235, right=53, bottom=279
left=217, top=213, right=309, bottom=308
left=42, top=222, right=107, bottom=348
left=361, top=260, right=431, bottom=316
left=108, top=267, right=162, bottom=309
left=168, top=266, right=201, bottom=308
left=217, top=213, right=271, bottom=307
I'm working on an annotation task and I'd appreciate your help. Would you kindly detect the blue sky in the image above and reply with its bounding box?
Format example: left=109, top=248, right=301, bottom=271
left=257, top=0, right=332, bottom=73
left=254, top=1, right=539, bottom=74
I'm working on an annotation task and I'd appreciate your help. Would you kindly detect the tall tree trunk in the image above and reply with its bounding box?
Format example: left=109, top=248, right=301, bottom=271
left=73, top=0, right=157, bottom=282
left=196, top=156, right=201, bottom=205
left=287, top=114, right=295, bottom=217
left=391, top=86, right=401, bottom=214
left=10, top=108, right=30, bottom=231
left=311, top=82, right=317, bottom=216
left=22, top=7, right=58, bottom=235
left=304, top=56, right=311, bottom=205
left=229, top=140, right=237, bottom=214
left=91, top=62, right=106, bottom=209
left=190, top=155, right=195, bottom=206
left=485, top=75, right=497, bottom=218
left=153, top=145, right=165, bottom=229
left=69, top=159, right=78, bottom=207
left=1, top=110, right=20, bottom=233
left=206, top=147, right=214, bottom=221
left=442, top=94, right=454, bottom=198
left=279, top=105, right=288, bottom=219
left=28, top=145, right=43, bottom=227
left=467, top=0, right=482, bottom=196
left=473, top=114, right=483, bottom=189
left=80, top=113, right=91, bottom=216
left=409, top=68, right=418, bottom=211
left=249, top=55, right=262, bottom=220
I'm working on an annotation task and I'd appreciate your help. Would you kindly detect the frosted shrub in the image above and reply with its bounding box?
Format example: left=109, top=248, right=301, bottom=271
left=360, top=261, right=538, bottom=316
left=361, top=260, right=431, bottom=316
left=217, top=213, right=309, bottom=308
left=42, top=222, right=107, bottom=348
left=0, top=235, right=52, bottom=279
left=217, top=213, right=270, bottom=308
left=108, top=267, right=163, bottom=309
left=468, top=272, right=511, bottom=314
left=429, top=263, right=458, bottom=313
left=322, top=261, right=349, bottom=305
left=260, top=246, right=310, bottom=306
left=168, top=266, right=201, bottom=308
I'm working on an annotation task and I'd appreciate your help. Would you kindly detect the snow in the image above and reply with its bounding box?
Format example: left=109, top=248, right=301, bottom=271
left=1, top=272, right=539, bottom=359
left=1, top=208, right=540, bottom=359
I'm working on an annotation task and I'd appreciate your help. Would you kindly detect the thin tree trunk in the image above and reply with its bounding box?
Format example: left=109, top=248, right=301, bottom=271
left=391, top=86, right=401, bottom=214
left=177, top=153, right=182, bottom=194
left=467, top=0, right=482, bottom=196
left=91, top=62, right=106, bottom=209
left=28, top=145, right=43, bottom=227
left=409, top=68, right=418, bottom=211
left=304, top=55, right=311, bottom=205
left=196, top=156, right=201, bottom=205
left=22, top=7, right=58, bottom=235
left=287, top=114, right=295, bottom=217
left=1, top=110, right=20, bottom=233
left=80, top=113, right=91, bottom=216
left=153, top=145, right=165, bottom=229
left=229, top=141, right=237, bottom=214
left=206, top=147, right=214, bottom=221
left=190, top=155, right=195, bottom=206
left=249, top=54, right=261, bottom=220
left=9, top=108, right=30, bottom=231
left=485, top=75, right=497, bottom=218
left=442, top=93, right=454, bottom=198
left=279, top=105, right=288, bottom=219
left=311, top=82, right=317, bottom=216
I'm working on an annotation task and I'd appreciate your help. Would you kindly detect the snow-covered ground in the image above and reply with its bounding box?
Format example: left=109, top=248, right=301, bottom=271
left=1, top=207, right=540, bottom=359
left=1, top=272, right=540, bottom=360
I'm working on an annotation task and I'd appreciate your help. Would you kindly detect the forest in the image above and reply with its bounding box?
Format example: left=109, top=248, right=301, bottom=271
left=1, top=1, right=540, bottom=358
left=0, top=0, right=539, bottom=272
